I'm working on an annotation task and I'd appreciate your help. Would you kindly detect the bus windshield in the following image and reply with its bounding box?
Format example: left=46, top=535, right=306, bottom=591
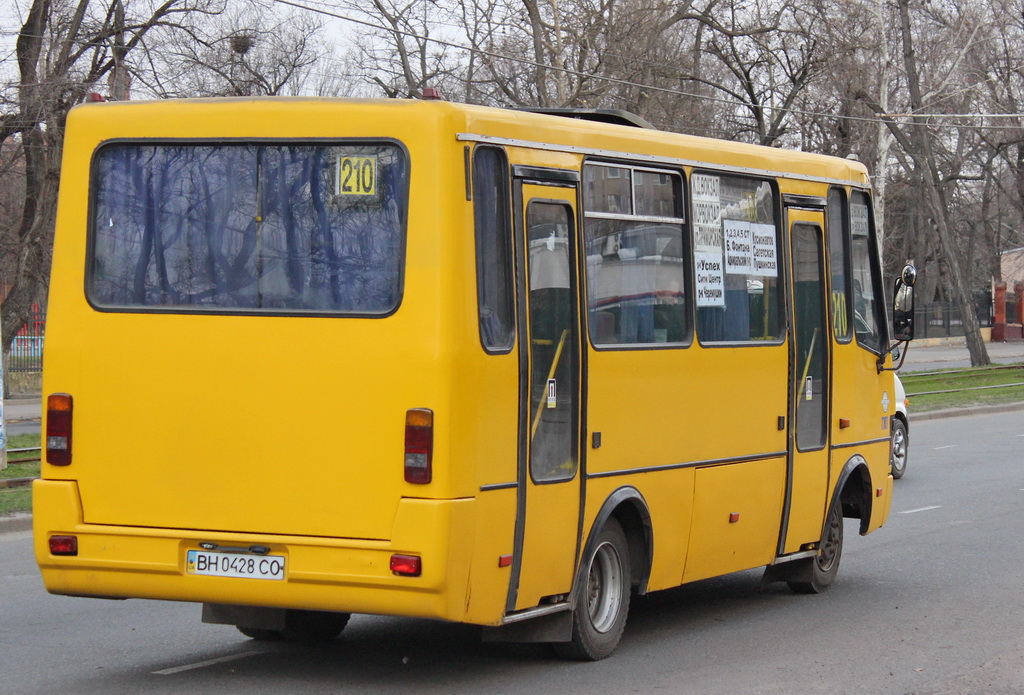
left=88, top=142, right=408, bottom=315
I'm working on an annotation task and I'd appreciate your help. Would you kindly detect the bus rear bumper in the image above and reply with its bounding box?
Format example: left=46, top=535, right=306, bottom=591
left=33, top=479, right=477, bottom=623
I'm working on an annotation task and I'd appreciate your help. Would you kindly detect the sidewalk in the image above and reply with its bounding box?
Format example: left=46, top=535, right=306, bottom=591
left=4, top=395, right=41, bottom=423
left=900, top=339, right=1024, bottom=372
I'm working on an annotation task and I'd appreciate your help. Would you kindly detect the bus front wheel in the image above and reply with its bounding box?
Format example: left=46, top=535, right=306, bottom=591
left=788, top=502, right=843, bottom=594
left=890, top=418, right=909, bottom=479
left=555, top=518, right=631, bottom=661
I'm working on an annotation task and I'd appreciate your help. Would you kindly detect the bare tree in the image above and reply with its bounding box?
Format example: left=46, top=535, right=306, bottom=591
left=336, top=0, right=462, bottom=99
left=139, top=0, right=333, bottom=97
left=0, top=0, right=213, bottom=349
left=858, top=0, right=990, bottom=365
left=672, top=0, right=822, bottom=145
left=969, top=0, right=1024, bottom=273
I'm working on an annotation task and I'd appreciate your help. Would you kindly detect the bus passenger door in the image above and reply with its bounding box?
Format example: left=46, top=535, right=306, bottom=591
left=782, top=210, right=831, bottom=554
left=508, top=176, right=584, bottom=612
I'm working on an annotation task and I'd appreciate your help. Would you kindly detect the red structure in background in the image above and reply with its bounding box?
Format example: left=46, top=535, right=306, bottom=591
left=992, top=282, right=1024, bottom=342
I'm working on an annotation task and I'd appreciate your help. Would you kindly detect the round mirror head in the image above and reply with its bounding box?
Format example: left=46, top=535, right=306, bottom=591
left=901, top=264, right=917, bottom=287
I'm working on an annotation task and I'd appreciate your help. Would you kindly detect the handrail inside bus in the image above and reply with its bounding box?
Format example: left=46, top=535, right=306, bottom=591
left=532, top=329, right=570, bottom=440
left=799, top=327, right=819, bottom=387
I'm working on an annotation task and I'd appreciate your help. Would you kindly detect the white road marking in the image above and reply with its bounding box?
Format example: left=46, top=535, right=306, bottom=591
left=933, top=445, right=956, bottom=450
left=153, top=651, right=259, bottom=675
left=899, top=506, right=942, bottom=515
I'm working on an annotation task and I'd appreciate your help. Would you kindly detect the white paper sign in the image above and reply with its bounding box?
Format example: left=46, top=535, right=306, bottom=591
left=724, top=220, right=753, bottom=275
left=691, top=173, right=722, bottom=252
left=851, top=202, right=870, bottom=238
left=695, top=251, right=725, bottom=307
left=751, top=223, right=778, bottom=278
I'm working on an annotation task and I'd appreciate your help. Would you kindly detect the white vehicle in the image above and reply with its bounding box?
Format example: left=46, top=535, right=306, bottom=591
left=891, top=374, right=909, bottom=479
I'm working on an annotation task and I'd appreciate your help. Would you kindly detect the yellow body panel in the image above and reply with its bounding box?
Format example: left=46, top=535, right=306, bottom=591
left=683, top=458, right=786, bottom=583
left=586, top=344, right=788, bottom=476
left=34, top=479, right=477, bottom=620
left=463, top=488, right=517, bottom=623
left=37, top=97, right=892, bottom=631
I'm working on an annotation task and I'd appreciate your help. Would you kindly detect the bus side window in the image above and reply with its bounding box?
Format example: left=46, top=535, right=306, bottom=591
left=473, top=147, right=515, bottom=352
left=692, top=173, right=782, bottom=344
left=849, top=191, right=886, bottom=353
left=827, top=187, right=852, bottom=342
left=583, top=163, right=687, bottom=347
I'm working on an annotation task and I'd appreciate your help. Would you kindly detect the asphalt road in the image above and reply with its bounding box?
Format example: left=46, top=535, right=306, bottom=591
left=1, top=409, right=1022, bottom=694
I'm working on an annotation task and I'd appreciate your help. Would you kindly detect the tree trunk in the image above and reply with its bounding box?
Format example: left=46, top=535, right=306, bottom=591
left=896, top=0, right=990, bottom=366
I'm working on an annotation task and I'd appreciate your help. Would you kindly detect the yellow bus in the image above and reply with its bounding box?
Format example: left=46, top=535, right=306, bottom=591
left=35, top=97, right=915, bottom=660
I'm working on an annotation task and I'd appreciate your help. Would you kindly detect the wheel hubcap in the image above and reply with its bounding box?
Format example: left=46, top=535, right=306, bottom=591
left=817, top=508, right=841, bottom=572
left=587, top=541, right=623, bottom=634
left=892, top=430, right=907, bottom=471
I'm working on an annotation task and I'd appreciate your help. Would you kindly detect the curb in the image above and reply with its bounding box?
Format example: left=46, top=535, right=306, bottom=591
left=0, top=512, right=32, bottom=534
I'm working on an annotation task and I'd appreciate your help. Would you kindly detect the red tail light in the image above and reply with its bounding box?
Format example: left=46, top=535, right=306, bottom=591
left=46, top=393, right=73, bottom=466
left=404, top=409, right=433, bottom=484
left=49, top=535, right=78, bottom=556
left=390, top=554, right=422, bottom=576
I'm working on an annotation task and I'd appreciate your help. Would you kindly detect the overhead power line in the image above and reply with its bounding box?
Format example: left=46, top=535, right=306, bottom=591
left=883, top=113, right=1024, bottom=119
left=271, top=0, right=888, bottom=126
left=270, top=0, right=1024, bottom=132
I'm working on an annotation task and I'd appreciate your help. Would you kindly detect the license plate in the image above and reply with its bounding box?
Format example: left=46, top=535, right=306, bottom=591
left=186, top=549, right=285, bottom=581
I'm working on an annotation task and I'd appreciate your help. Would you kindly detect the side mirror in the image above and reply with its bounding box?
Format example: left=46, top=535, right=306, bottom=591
left=892, top=264, right=916, bottom=342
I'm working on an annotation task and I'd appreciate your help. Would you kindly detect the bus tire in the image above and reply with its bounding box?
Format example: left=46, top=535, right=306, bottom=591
left=237, top=610, right=351, bottom=642
left=554, top=518, right=631, bottom=661
left=890, top=418, right=908, bottom=479
left=788, top=501, right=843, bottom=595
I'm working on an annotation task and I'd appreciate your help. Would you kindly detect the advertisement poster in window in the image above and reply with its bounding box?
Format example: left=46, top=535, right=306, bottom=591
left=724, top=220, right=754, bottom=275
left=752, top=223, right=779, bottom=277
left=695, top=251, right=725, bottom=307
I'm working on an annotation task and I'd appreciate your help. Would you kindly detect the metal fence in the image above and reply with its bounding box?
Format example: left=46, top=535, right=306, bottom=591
left=913, top=299, right=992, bottom=339
left=7, top=305, right=44, bottom=373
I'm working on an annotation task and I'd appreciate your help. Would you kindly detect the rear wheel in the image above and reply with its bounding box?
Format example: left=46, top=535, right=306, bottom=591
left=890, top=418, right=908, bottom=479
left=788, top=502, right=843, bottom=595
left=554, top=518, right=631, bottom=661
left=236, top=610, right=351, bottom=642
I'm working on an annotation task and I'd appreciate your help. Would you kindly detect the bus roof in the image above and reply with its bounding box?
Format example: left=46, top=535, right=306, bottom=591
left=68, top=96, right=871, bottom=188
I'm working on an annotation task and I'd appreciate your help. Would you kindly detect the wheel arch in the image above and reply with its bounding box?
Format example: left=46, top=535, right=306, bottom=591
left=577, top=486, right=654, bottom=596
left=832, top=454, right=873, bottom=536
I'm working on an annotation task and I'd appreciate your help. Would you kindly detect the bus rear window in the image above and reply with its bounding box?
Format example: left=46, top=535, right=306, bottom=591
left=88, top=142, right=408, bottom=315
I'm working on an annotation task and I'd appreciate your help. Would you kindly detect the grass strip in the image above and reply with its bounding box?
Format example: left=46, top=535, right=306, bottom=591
left=0, top=433, right=40, bottom=516
left=0, top=486, right=31, bottom=516
left=900, top=363, right=1024, bottom=412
